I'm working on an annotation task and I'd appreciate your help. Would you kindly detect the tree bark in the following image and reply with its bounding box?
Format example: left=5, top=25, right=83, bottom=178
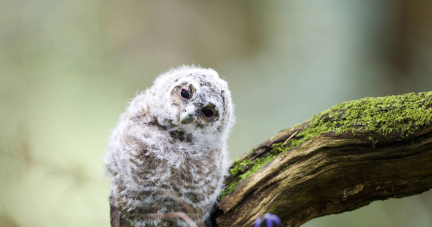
left=214, top=92, right=432, bottom=227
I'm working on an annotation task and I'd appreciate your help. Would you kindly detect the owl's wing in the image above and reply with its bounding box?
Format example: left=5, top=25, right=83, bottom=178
left=110, top=195, right=121, bottom=227
left=110, top=195, right=133, bottom=227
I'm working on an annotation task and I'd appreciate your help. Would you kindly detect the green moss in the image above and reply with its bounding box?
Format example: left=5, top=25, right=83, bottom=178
left=221, top=92, right=432, bottom=198
left=239, top=155, right=276, bottom=180
left=220, top=181, right=239, bottom=198
left=229, top=158, right=252, bottom=176
left=369, top=136, right=378, bottom=148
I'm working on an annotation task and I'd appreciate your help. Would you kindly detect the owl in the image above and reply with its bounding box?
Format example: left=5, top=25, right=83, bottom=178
left=104, top=66, right=235, bottom=227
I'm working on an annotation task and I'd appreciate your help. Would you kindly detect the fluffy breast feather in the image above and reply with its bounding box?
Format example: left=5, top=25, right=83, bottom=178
left=105, top=113, right=228, bottom=227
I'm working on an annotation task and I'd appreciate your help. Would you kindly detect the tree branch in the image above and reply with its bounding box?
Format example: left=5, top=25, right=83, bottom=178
left=215, top=91, right=432, bottom=227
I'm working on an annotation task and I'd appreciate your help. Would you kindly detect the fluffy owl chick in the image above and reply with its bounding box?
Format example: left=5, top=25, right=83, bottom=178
left=104, top=66, right=235, bottom=227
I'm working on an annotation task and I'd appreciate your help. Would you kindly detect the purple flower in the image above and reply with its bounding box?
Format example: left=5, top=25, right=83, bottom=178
left=254, top=213, right=281, bottom=227
left=254, top=217, right=262, bottom=227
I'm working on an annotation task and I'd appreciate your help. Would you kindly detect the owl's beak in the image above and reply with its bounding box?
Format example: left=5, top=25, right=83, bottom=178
left=179, top=106, right=197, bottom=124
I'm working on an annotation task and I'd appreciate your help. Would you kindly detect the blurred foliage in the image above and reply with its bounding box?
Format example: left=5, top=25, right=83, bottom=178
left=0, top=1, right=431, bottom=227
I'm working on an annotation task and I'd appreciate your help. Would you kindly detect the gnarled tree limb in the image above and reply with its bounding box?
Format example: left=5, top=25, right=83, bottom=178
left=214, top=92, right=432, bottom=227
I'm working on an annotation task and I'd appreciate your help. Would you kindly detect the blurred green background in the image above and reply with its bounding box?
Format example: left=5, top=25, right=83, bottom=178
left=1, top=1, right=431, bottom=227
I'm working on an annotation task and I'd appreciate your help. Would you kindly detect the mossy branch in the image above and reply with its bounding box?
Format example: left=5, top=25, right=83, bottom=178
left=214, top=91, right=432, bottom=227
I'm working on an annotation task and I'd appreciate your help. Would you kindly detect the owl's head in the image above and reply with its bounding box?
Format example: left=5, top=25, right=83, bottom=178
left=135, top=65, right=235, bottom=142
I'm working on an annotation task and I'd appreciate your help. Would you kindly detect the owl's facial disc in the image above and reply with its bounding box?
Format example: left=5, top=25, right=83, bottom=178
left=172, top=82, right=219, bottom=126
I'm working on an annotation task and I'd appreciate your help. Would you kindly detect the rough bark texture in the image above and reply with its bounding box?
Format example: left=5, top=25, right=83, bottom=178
left=214, top=92, right=432, bottom=227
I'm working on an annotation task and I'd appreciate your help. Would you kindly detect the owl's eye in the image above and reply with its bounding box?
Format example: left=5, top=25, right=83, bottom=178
left=180, top=89, right=190, bottom=99
left=202, top=108, right=214, bottom=118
